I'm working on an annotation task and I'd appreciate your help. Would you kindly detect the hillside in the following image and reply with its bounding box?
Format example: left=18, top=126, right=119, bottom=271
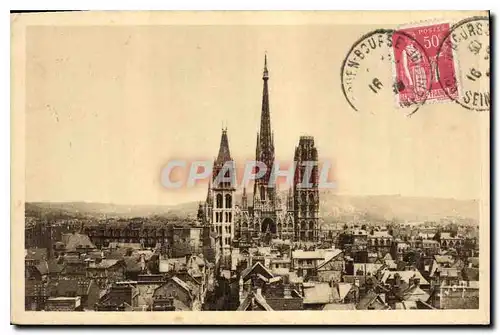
left=25, top=192, right=479, bottom=224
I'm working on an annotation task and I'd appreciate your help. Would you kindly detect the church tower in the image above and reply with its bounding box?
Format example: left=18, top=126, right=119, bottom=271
left=293, top=136, right=319, bottom=242
left=209, top=128, right=236, bottom=255
left=253, top=54, right=276, bottom=204
left=253, top=54, right=278, bottom=242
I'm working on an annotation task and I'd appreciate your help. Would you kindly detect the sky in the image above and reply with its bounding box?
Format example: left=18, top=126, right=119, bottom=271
left=24, top=23, right=485, bottom=205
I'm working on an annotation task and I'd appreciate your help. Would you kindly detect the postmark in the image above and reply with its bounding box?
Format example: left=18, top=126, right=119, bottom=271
left=437, top=16, right=490, bottom=111
left=341, top=29, right=433, bottom=116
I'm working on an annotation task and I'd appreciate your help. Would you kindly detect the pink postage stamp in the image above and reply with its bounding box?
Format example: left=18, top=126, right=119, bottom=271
left=393, top=22, right=458, bottom=106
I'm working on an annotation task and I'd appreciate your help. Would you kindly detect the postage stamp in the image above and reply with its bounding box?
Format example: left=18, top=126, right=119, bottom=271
left=341, top=29, right=432, bottom=116
left=393, top=22, right=459, bottom=107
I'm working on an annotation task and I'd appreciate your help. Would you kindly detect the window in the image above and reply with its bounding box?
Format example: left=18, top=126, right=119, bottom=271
left=216, top=194, right=223, bottom=208
left=225, top=194, right=232, bottom=208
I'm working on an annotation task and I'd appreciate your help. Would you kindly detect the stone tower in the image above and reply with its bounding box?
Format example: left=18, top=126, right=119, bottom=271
left=253, top=54, right=278, bottom=242
left=208, top=128, right=236, bottom=255
left=293, top=136, right=319, bottom=242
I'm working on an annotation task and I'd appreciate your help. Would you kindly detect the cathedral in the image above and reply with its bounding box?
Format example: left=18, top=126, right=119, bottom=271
left=200, top=55, right=320, bottom=253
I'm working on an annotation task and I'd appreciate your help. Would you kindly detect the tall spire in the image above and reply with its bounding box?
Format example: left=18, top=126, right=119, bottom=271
left=242, top=187, right=248, bottom=210
left=254, top=53, right=276, bottom=203
left=263, top=52, right=269, bottom=80
left=260, top=54, right=272, bottom=149
left=216, top=128, right=232, bottom=165
left=206, top=181, right=212, bottom=205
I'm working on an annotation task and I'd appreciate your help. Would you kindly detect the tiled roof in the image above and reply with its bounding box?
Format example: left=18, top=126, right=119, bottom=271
left=65, top=233, right=96, bottom=251
left=35, top=259, right=64, bottom=275
left=462, top=267, right=480, bottom=281
left=435, top=255, right=453, bottom=264
left=241, top=262, right=274, bottom=281
left=380, top=270, right=430, bottom=286
left=402, top=285, right=430, bottom=302
left=337, top=283, right=353, bottom=301
left=369, top=231, right=392, bottom=238
left=439, top=267, right=459, bottom=278
left=25, top=248, right=47, bottom=261
left=440, top=232, right=463, bottom=240
left=253, top=292, right=273, bottom=311
left=236, top=291, right=273, bottom=311
left=316, top=249, right=342, bottom=269
left=385, top=259, right=397, bottom=269
left=171, top=276, right=193, bottom=295
left=356, top=290, right=387, bottom=310
left=469, top=257, right=479, bottom=267
left=292, top=250, right=323, bottom=260
left=124, top=257, right=142, bottom=272
left=353, top=263, right=383, bottom=275
left=89, top=259, right=120, bottom=269
left=303, top=282, right=334, bottom=304
left=49, top=279, right=93, bottom=297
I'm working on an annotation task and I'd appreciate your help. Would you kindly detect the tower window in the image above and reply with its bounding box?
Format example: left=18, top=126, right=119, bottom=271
left=225, top=194, right=232, bottom=208
left=216, top=194, right=223, bottom=208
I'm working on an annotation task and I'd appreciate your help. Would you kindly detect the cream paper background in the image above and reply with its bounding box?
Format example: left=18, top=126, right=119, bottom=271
left=11, top=10, right=489, bottom=324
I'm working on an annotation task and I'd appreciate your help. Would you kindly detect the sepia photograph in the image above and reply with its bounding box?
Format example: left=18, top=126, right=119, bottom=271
left=11, top=10, right=490, bottom=325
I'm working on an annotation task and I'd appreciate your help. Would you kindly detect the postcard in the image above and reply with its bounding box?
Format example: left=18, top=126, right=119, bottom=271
left=11, top=10, right=490, bottom=325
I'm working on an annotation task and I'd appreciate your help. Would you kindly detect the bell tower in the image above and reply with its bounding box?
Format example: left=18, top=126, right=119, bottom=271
left=293, top=136, right=319, bottom=242
left=209, top=128, right=235, bottom=255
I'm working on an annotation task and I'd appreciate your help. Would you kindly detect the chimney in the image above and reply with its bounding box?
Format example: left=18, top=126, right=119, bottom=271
left=239, top=277, right=245, bottom=304
left=284, top=285, right=291, bottom=299
left=140, top=253, right=146, bottom=272
left=414, top=278, right=420, bottom=288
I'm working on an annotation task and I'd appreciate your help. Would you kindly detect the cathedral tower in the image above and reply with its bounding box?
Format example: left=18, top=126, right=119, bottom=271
left=253, top=54, right=276, bottom=204
left=293, top=136, right=319, bottom=242
left=208, top=128, right=235, bottom=255
left=252, top=54, right=279, bottom=242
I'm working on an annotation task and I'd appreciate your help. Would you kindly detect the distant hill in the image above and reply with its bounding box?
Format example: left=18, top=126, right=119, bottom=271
left=25, top=202, right=177, bottom=220
left=25, top=192, right=479, bottom=224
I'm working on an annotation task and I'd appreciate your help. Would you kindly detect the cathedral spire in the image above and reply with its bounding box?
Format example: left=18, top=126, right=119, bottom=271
left=263, top=52, right=269, bottom=80
left=216, top=128, right=232, bottom=165
left=260, top=54, right=272, bottom=151
left=254, top=54, right=276, bottom=203
left=206, top=181, right=212, bottom=205
left=242, top=186, right=248, bottom=210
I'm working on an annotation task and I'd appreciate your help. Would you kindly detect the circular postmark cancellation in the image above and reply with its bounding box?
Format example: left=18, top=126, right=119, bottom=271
left=437, top=16, right=490, bottom=111
left=341, top=29, right=433, bottom=116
